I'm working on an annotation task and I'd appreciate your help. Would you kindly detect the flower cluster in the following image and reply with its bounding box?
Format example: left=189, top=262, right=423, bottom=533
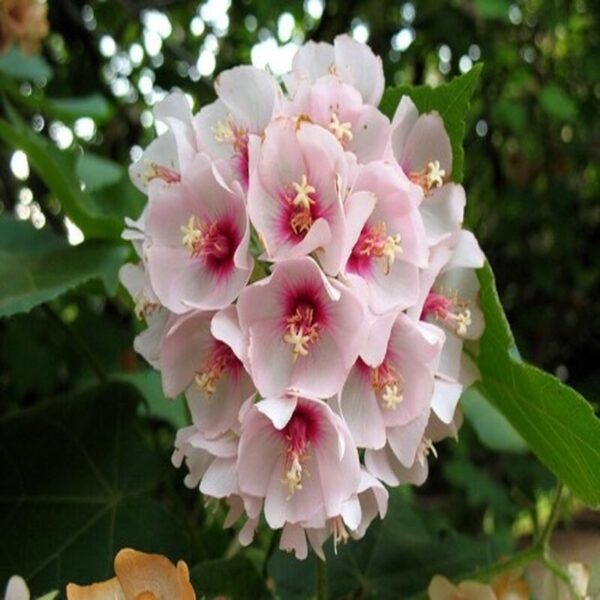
left=121, top=34, right=485, bottom=559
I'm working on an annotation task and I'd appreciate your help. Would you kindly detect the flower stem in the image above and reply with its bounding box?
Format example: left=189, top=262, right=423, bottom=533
left=316, top=557, right=328, bottom=600
left=408, top=481, right=570, bottom=600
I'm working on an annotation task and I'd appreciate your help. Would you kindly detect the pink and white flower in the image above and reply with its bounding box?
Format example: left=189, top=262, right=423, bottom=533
left=391, top=96, right=466, bottom=245
left=343, top=161, right=429, bottom=313
left=286, top=75, right=390, bottom=163
left=145, top=154, right=253, bottom=313
left=194, top=65, right=282, bottom=188
left=338, top=312, right=444, bottom=449
left=157, top=308, right=254, bottom=439
left=237, top=396, right=361, bottom=529
left=247, top=117, right=348, bottom=275
left=237, top=257, right=366, bottom=398
left=285, top=34, right=385, bottom=107
left=129, top=92, right=198, bottom=192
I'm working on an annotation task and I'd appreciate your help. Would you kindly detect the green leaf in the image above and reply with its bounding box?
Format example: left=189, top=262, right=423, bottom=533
left=44, top=94, right=113, bottom=124
left=461, top=388, right=528, bottom=453
left=539, top=84, right=578, bottom=122
left=0, top=116, right=122, bottom=239
left=269, top=491, right=511, bottom=599
left=77, top=153, right=123, bottom=192
left=0, top=216, right=128, bottom=318
left=379, top=64, right=483, bottom=183
left=0, top=47, right=52, bottom=81
left=0, top=382, right=188, bottom=596
left=191, top=556, right=269, bottom=600
left=475, top=263, right=600, bottom=507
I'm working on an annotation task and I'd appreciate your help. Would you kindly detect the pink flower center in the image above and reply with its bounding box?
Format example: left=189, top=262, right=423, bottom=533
left=283, top=303, right=321, bottom=361
left=421, top=291, right=472, bottom=336
left=280, top=401, right=321, bottom=498
left=347, top=221, right=402, bottom=276
left=180, top=216, right=238, bottom=278
left=195, top=341, right=239, bottom=395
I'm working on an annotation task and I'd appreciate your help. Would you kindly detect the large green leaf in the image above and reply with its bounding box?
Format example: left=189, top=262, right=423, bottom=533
left=76, top=153, right=123, bottom=193
left=269, top=491, right=510, bottom=599
left=461, top=388, right=528, bottom=453
left=0, top=216, right=127, bottom=317
left=379, top=64, right=483, bottom=182
left=475, top=263, right=600, bottom=507
left=0, top=382, right=188, bottom=596
left=0, top=115, right=121, bottom=238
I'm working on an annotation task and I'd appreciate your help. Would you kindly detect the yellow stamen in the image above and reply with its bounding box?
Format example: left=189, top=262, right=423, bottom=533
left=180, top=216, right=202, bottom=253
left=381, top=384, right=404, bottom=410
left=282, top=454, right=303, bottom=498
left=425, top=160, right=446, bottom=189
left=329, top=112, right=353, bottom=142
left=382, top=233, right=403, bottom=274
left=292, top=174, right=316, bottom=210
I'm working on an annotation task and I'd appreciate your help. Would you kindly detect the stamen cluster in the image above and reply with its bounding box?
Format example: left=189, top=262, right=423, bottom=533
left=120, top=35, right=485, bottom=560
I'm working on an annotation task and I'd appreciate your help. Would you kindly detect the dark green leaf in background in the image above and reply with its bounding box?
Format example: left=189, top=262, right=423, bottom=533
left=191, top=556, right=269, bottom=600
left=269, top=490, right=511, bottom=599
left=0, top=382, right=188, bottom=596
left=0, top=216, right=127, bottom=317
left=539, top=84, right=578, bottom=122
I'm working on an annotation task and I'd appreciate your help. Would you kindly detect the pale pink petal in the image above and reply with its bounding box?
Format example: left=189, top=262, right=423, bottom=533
left=215, top=66, right=280, bottom=133
left=387, top=409, right=430, bottom=468
left=280, top=523, right=308, bottom=559
left=290, top=332, right=348, bottom=398
left=211, top=305, right=248, bottom=365
left=264, top=453, right=324, bottom=528
left=160, top=311, right=214, bottom=397
left=134, top=309, right=169, bottom=368
left=342, top=190, right=377, bottom=267
left=420, top=184, right=466, bottom=246
left=256, top=396, right=298, bottom=430
left=339, top=364, right=387, bottom=449
left=364, top=446, right=400, bottom=487
left=237, top=409, right=283, bottom=497
left=248, top=320, right=295, bottom=398
left=314, top=412, right=361, bottom=517
left=193, top=99, right=232, bottom=160
left=200, top=457, right=237, bottom=498
left=431, top=379, right=463, bottom=424
left=334, top=34, right=384, bottom=106
left=349, top=105, right=390, bottom=162
left=401, top=112, right=452, bottom=176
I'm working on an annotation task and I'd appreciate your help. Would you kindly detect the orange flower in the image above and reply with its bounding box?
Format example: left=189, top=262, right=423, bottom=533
left=66, top=548, right=196, bottom=600
left=0, top=0, right=48, bottom=55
